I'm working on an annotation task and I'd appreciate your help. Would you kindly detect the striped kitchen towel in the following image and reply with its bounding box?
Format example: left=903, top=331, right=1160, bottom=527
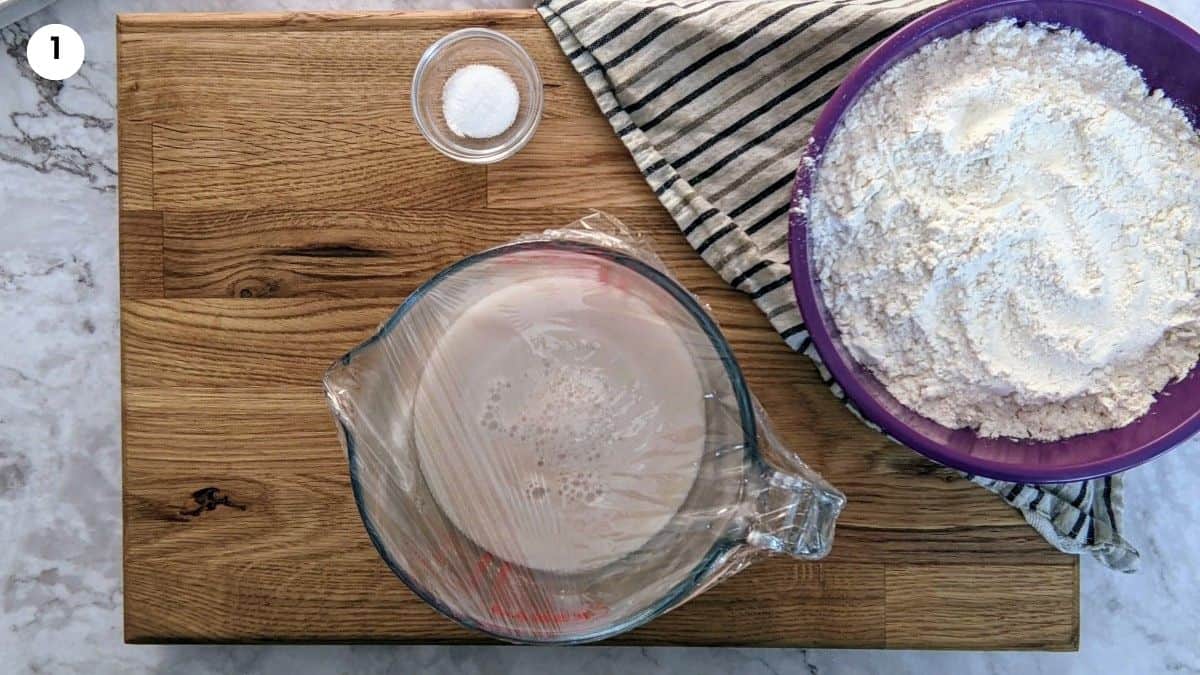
left=538, top=0, right=1140, bottom=571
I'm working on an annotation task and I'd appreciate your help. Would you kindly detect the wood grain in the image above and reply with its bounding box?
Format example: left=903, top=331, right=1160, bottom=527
left=158, top=208, right=728, bottom=299
left=885, top=565, right=1079, bottom=649
left=486, top=117, right=661, bottom=208
left=119, top=211, right=163, bottom=298
left=117, top=121, right=154, bottom=210
left=118, top=10, right=1078, bottom=648
left=118, top=25, right=603, bottom=123
left=118, top=10, right=541, bottom=32
left=152, top=119, right=485, bottom=212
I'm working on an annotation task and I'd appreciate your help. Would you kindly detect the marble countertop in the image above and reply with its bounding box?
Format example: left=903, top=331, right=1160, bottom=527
left=2, top=0, right=1198, bottom=672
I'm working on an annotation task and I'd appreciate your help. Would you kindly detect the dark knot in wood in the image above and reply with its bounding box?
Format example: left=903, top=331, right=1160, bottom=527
left=278, top=245, right=383, bottom=258
left=180, top=486, right=247, bottom=518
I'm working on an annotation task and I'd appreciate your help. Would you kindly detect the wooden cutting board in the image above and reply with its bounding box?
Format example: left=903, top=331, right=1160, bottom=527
left=117, top=10, right=1078, bottom=648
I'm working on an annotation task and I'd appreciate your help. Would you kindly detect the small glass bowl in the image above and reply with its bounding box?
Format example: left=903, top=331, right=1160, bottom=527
left=411, top=28, right=543, bottom=164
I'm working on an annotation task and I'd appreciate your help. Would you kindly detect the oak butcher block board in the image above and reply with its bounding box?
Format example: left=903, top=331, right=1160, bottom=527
left=118, top=10, right=1079, bottom=648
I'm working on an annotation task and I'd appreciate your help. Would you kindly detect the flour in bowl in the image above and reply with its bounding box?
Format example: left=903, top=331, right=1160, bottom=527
left=808, top=19, right=1200, bottom=440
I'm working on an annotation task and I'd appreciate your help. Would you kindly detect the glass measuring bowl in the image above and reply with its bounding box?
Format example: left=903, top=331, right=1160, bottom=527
left=323, top=237, right=844, bottom=644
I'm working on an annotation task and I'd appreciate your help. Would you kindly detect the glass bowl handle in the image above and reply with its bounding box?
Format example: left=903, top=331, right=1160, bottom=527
left=744, top=461, right=846, bottom=559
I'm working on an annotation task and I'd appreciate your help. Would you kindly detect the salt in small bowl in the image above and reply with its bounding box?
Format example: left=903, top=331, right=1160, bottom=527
left=411, top=27, right=543, bottom=164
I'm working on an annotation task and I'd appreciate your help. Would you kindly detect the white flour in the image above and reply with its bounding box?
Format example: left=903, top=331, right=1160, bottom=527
left=809, top=20, right=1200, bottom=440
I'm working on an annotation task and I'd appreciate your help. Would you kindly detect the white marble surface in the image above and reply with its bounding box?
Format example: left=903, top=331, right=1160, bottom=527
left=1, top=0, right=1198, bottom=672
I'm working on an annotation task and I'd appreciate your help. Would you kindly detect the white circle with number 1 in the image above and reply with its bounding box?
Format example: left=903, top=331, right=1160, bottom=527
left=27, top=24, right=85, bottom=81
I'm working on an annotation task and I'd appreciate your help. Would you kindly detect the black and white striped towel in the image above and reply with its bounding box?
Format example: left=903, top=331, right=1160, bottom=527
left=538, top=0, right=1140, bottom=571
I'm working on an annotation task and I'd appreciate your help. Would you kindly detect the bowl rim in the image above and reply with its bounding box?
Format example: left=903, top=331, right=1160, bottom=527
left=410, top=27, right=544, bottom=164
left=787, top=0, right=1200, bottom=483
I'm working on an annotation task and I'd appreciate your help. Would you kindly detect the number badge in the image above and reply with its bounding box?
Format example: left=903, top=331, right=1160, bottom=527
left=27, top=24, right=85, bottom=81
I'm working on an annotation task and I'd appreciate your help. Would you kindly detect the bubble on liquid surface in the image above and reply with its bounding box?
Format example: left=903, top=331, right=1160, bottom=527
left=474, top=333, right=644, bottom=513
left=524, top=476, right=549, bottom=501
left=554, top=470, right=606, bottom=506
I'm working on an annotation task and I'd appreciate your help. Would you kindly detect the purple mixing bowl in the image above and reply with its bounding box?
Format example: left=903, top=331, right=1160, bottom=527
left=789, top=0, right=1200, bottom=482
